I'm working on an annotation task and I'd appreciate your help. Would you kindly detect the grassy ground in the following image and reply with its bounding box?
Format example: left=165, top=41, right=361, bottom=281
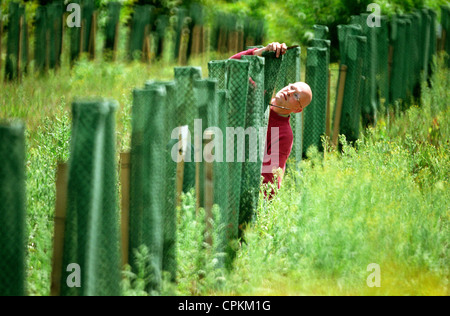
left=1, top=45, right=448, bottom=295
left=167, top=57, right=449, bottom=296
left=209, top=57, right=449, bottom=296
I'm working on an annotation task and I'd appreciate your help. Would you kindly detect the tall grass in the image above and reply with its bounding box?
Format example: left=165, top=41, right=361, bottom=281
left=0, top=54, right=216, bottom=295
left=209, top=57, right=449, bottom=296
left=1, top=42, right=447, bottom=295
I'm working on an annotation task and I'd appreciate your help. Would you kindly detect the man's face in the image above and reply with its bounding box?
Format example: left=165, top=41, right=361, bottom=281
left=273, top=82, right=312, bottom=114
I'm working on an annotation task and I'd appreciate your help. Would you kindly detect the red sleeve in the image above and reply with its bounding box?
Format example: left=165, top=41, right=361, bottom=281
left=229, top=47, right=258, bottom=60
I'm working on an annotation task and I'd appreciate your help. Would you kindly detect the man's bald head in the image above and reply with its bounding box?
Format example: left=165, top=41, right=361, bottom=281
left=272, top=82, right=313, bottom=115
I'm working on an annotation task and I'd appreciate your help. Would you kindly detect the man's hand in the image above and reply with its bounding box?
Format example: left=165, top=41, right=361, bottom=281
left=254, top=42, right=287, bottom=58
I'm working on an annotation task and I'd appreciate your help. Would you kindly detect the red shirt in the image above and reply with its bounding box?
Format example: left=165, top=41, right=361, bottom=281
left=261, top=109, right=293, bottom=189
left=230, top=49, right=294, bottom=189
left=229, top=47, right=259, bottom=60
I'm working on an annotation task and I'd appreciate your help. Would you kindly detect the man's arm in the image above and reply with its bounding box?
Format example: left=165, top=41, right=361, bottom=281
left=230, top=42, right=288, bottom=60
left=253, top=42, right=287, bottom=58
left=229, top=47, right=258, bottom=60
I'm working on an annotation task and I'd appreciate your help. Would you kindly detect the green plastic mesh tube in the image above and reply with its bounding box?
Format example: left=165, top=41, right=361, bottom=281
left=376, top=16, right=390, bottom=110
left=0, top=122, right=26, bottom=296
left=47, top=2, right=63, bottom=69
left=208, top=60, right=227, bottom=90
left=338, top=35, right=367, bottom=143
left=128, top=5, right=153, bottom=60
left=193, top=78, right=218, bottom=208
left=209, top=58, right=250, bottom=267
left=224, top=59, right=249, bottom=264
left=145, top=80, right=178, bottom=283
left=34, top=6, right=47, bottom=73
left=61, top=99, right=121, bottom=296
left=213, top=89, right=229, bottom=268
left=174, top=66, right=202, bottom=192
left=442, top=6, right=450, bottom=67
left=238, top=55, right=265, bottom=230
left=5, top=2, right=28, bottom=80
left=303, top=47, right=328, bottom=154
left=104, top=2, right=121, bottom=58
left=129, top=86, right=167, bottom=293
left=390, top=16, right=406, bottom=108
left=313, top=24, right=329, bottom=39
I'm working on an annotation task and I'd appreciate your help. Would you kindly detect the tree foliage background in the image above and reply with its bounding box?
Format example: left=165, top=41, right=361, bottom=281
left=1, top=0, right=448, bottom=61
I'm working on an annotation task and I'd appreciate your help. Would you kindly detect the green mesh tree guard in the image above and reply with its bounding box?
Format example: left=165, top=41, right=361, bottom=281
left=186, top=3, right=204, bottom=59
left=262, top=50, right=283, bottom=110
left=409, top=12, right=422, bottom=98
left=145, top=80, right=178, bottom=283
left=442, top=6, right=450, bottom=67
left=5, top=2, right=28, bottom=80
left=104, top=2, right=121, bottom=60
left=313, top=24, right=329, bottom=39
left=208, top=60, right=227, bottom=89
left=335, top=35, right=366, bottom=143
left=375, top=16, right=390, bottom=111
left=390, top=16, right=407, bottom=108
left=303, top=46, right=328, bottom=154
left=427, top=9, right=437, bottom=70
left=61, top=99, right=121, bottom=296
left=129, top=86, right=167, bottom=293
left=357, top=14, right=378, bottom=126
left=224, top=59, right=249, bottom=265
left=213, top=89, right=229, bottom=268
left=208, top=58, right=250, bottom=267
left=173, top=7, right=188, bottom=60
left=145, top=81, right=178, bottom=282
left=47, top=1, right=63, bottom=69
left=34, top=6, right=47, bottom=73
left=284, top=47, right=303, bottom=167
left=337, top=24, right=362, bottom=65
left=239, top=55, right=265, bottom=231
left=0, top=122, right=26, bottom=296
left=128, top=5, right=153, bottom=60
left=400, top=15, right=413, bottom=106
left=420, top=9, right=431, bottom=84
left=193, top=78, right=218, bottom=208
left=69, top=0, right=82, bottom=63
left=154, top=15, right=169, bottom=59
left=70, top=0, right=96, bottom=63
left=174, top=66, right=202, bottom=192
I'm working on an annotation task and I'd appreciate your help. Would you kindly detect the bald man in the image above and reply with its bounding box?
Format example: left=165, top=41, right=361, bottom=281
left=230, top=42, right=313, bottom=190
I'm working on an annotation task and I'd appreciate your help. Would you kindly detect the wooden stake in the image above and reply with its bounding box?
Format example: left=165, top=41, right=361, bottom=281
left=203, top=131, right=214, bottom=247
left=176, top=133, right=185, bottom=207
left=50, top=163, right=68, bottom=296
left=195, top=161, right=200, bottom=213
left=332, top=64, right=347, bottom=148
left=388, top=44, right=394, bottom=82
left=192, top=25, right=200, bottom=57
left=119, top=152, right=130, bottom=267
